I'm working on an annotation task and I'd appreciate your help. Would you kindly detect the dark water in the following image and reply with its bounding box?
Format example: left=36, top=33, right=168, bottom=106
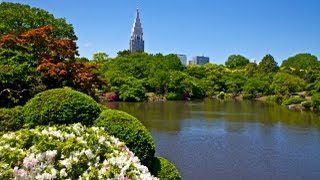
left=107, top=100, right=320, bottom=180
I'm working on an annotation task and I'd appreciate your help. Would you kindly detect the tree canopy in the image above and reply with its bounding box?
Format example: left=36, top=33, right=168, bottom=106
left=0, top=2, right=77, bottom=40
left=259, top=54, right=278, bottom=73
left=225, top=55, right=250, bottom=69
left=281, top=53, right=319, bottom=70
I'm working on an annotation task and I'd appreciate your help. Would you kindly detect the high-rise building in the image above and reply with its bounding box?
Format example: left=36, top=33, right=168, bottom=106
left=191, top=56, right=210, bottom=65
left=176, top=54, right=187, bottom=65
left=129, top=9, right=144, bottom=52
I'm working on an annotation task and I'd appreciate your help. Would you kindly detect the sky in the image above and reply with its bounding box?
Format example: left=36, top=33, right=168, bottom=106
left=3, top=0, right=320, bottom=64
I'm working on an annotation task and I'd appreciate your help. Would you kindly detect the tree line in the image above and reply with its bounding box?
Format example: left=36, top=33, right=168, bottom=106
left=1, top=2, right=320, bottom=112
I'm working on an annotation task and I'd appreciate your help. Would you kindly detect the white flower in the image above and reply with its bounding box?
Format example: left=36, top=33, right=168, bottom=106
left=23, top=155, right=38, bottom=169
left=41, top=129, right=49, bottom=135
left=60, top=168, right=68, bottom=177
left=60, top=159, right=72, bottom=169
left=13, top=167, right=28, bottom=179
left=36, top=172, right=52, bottom=180
left=45, top=150, right=57, bottom=161
left=85, top=149, right=93, bottom=160
left=98, top=136, right=106, bottom=144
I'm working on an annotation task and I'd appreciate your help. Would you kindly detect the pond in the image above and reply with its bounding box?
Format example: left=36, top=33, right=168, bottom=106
left=107, top=100, right=320, bottom=180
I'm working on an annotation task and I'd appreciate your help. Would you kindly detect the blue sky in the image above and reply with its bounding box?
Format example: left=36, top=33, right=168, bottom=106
left=3, top=0, right=320, bottom=64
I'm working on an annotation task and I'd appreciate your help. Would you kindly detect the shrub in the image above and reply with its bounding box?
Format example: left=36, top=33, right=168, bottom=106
left=301, top=101, right=312, bottom=109
left=282, top=97, right=305, bottom=106
left=151, top=157, right=181, bottom=180
left=0, top=106, right=23, bottom=133
left=0, top=123, right=157, bottom=179
left=23, top=87, right=101, bottom=128
left=94, top=109, right=155, bottom=168
left=217, top=91, right=225, bottom=99
left=242, top=93, right=254, bottom=100
left=312, top=93, right=320, bottom=111
left=165, top=92, right=183, bottom=100
left=103, top=91, right=118, bottom=102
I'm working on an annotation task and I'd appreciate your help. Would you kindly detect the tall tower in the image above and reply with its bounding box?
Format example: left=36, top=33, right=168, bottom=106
left=129, top=8, right=144, bottom=52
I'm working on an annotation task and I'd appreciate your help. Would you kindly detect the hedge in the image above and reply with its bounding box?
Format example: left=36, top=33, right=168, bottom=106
left=94, top=109, right=155, bottom=168
left=0, top=106, right=23, bottom=133
left=151, top=156, right=182, bottom=180
left=23, top=87, right=101, bottom=128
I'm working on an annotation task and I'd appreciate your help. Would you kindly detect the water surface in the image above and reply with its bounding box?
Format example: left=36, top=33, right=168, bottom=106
left=108, top=100, right=320, bottom=180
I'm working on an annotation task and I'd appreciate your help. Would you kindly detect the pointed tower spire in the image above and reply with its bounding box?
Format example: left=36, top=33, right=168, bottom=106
left=129, top=8, right=144, bottom=52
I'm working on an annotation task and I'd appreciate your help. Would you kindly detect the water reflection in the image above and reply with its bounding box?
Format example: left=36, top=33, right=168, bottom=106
left=107, top=100, right=320, bottom=179
left=107, top=100, right=320, bottom=132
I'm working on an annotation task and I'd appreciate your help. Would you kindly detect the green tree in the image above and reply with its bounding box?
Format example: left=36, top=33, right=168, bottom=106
left=0, top=49, right=36, bottom=107
left=92, top=52, right=109, bottom=63
left=243, top=76, right=271, bottom=97
left=0, top=2, right=76, bottom=40
left=223, top=71, right=247, bottom=95
left=244, top=62, right=258, bottom=77
left=117, top=50, right=131, bottom=57
left=281, top=53, right=319, bottom=70
left=203, top=64, right=225, bottom=95
left=225, top=55, right=250, bottom=69
left=270, top=72, right=306, bottom=95
left=185, top=64, right=206, bottom=79
left=258, top=54, right=278, bottom=73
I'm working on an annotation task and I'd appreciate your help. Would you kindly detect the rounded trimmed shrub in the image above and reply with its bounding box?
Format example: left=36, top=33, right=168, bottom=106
left=0, top=123, right=157, bottom=179
left=23, top=87, right=101, bottom=128
left=94, top=109, right=155, bottom=168
left=0, top=106, right=23, bottom=133
left=151, top=157, right=181, bottom=180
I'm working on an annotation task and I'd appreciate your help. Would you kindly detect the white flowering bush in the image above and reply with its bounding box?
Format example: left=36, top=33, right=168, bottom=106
left=0, top=123, right=158, bottom=180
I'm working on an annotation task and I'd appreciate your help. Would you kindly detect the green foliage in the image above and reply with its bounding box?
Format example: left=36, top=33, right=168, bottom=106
left=0, top=49, right=39, bottom=107
left=282, top=97, right=305, bottom=106
left=203, top=64, right=225, bottom=96
left=0, top=2, right=76, bottom=40
left=94, top=109, right=155, bottom=168
left=217, top=91, right=225, bottom=99
left=23, top=87, right=101, bottom=128
left=311, top=93, right=320, bottom=111
left=225, top=55, right=250, bottom=69
left=167, top=71, right=205, bottom=99
left=244, top=62, right=258, bottom=77
left=151, top=157, right=182, bottom=180
left=0, top=106, right=23, bottom=133
left=185, top=64, right=206, bottom=79
left=270, top=72, right=306, bottom=95
left=165, top=92, right=183, bottom=100
left=223, top=71, right=247, bottom=95
left=92, top=52, right=109, bottom=64
left=281, top=53, right=319, bottom=70
left=259, top=54, right=278, bottom=73
left=243, top=77, right=271, bottom=97
left=117, top=76, right=147, bottom=102
left=301, top=101, right=312, bottom=108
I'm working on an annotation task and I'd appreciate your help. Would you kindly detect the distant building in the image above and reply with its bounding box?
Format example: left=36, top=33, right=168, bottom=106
left=191, top=56, right=210, bottom=65
left=176, top=54, right=187, bottom=65
left=129, top=9, right=144, bottom=52
left=188, top=60, right=194, bottom=65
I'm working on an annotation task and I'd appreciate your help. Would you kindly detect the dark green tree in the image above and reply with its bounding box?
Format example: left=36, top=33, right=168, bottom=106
left=225, top=55, right=250, bottom=69
left=258, top=54, right=279, bottom=73
left=281, top=53, right=319, bottom=70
